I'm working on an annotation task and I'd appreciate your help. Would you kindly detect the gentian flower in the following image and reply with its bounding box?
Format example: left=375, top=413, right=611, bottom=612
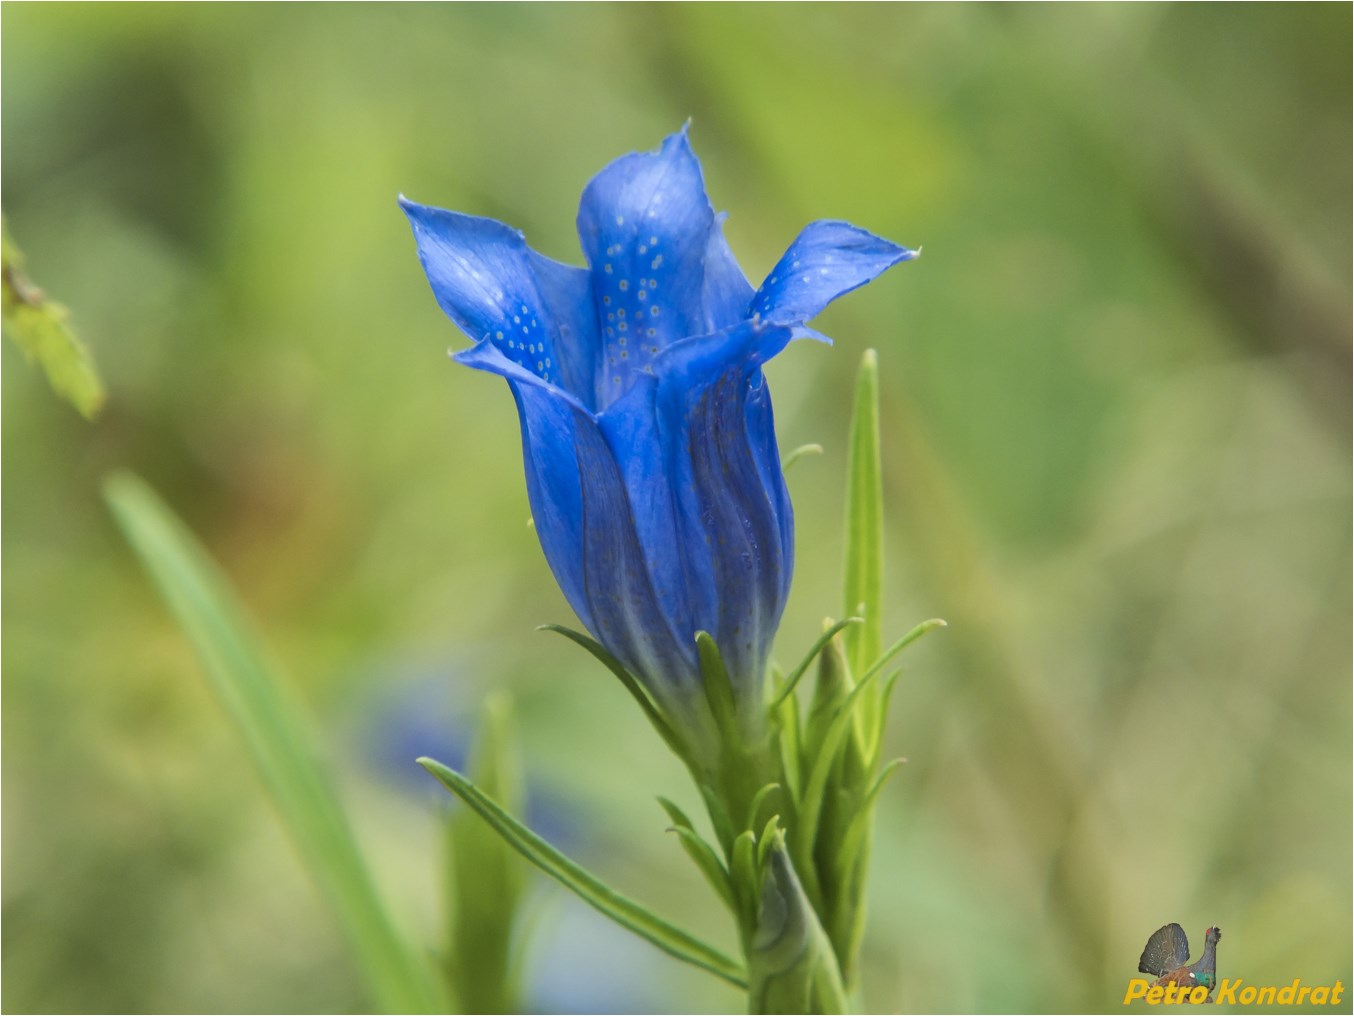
left=402, top=126, right=914, bottom=752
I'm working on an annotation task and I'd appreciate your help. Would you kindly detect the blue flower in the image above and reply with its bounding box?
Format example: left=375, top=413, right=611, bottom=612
left=402, top=126, right=914, bottom=746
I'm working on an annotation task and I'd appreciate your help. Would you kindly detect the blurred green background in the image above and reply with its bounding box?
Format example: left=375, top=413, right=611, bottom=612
left=4, top=4, right=1350, bottom=1013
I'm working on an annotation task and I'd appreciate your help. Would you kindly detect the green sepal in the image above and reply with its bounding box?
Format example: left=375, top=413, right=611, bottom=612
left=445, top=693, right=526, bottom=1013
left=746, top=837, right=849, bottom=1015
left=419, top=757, right=748, bottom=989
left=756, top=814, right=784, bottom=868
left=695, top=629, right=742, bottom=744
left=694, top=631, right=780, bottom=857
left=745, top=783, right=783, bottom=836
left=730, top=829, right=759, bottom=922
left=657, top=797, right=737, bottom=912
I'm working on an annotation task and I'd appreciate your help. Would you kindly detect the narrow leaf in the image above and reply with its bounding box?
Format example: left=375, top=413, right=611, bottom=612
left=756, top=814, right=783, bottom=868
left=858, top=618, right=948, bottom=689
left=730, top=828, right=759, bottom=920
left=843, top=349, right=883, bottom=679
left=657, top=795, right=736, bottom=909
left=834, top=758, right=907, bottom=872
left=420, top=757, right=747, bottom=989
left=792, top=661, right=893, bottom=865
left=745, top=782, right=782, bottom=836
left=695, top=630, right=741, bottom=745
left=770, top=617, right=863, bottom=711
left=671, top=826, right=738, bottom=912
left=776, top=689, right=803, bottom=804
left=103, top=472, right=445, bottom=1014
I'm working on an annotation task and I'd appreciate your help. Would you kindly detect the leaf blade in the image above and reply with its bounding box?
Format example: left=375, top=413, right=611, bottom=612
left=420, top=757, right=748, bottom=990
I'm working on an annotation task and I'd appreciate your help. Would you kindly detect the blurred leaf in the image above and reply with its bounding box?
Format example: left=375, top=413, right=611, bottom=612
left=446, top=692, right=526, bottom=1014
left=2, top=217, right=105, bottom=418
left=419, top=756, right=748, bottom=990
left=102, top=472, right=446, bottom=1015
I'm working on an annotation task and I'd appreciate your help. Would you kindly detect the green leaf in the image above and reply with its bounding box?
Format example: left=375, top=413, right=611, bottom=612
left=657, top=797, right=737, bottom=912
left=730, top=828, right=759, bottom=918
left=102, top=472, right=445, bottom=1014
left=446, top=692, right=527, bottom=1013
left=769, top=617, right=863, bottom=711
left=833, top=758, right=907, bottom=873
left=791, top=661, right=893, bottom=867
left=755, top=814, right=783, bottom=868
left=843, top=349, right=883, bottom=682
left=745, top=783, right=782, bottom=837
left=858, top=618, right=948, bottom=688
left=850, top=617, right=945, bottom=761
left=2, top=217, right=105, bottom=418
left=775, top=688, right=803, bottom=804
left=420, top=757, right=748, bottom=990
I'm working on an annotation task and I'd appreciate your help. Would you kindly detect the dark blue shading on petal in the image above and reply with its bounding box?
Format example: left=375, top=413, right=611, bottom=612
left=742, top=371, right=795, bottom=615
left=648, top=321, right=796, bottom=704
left=576, top=127, right=717, bottom=405
left=402, top=197, right=564, bottom=389
left=596, top=377, right=702, bottom=658
left=567, top=402, right=701, bottom=707
left=749, top=220, right=917, bottom=337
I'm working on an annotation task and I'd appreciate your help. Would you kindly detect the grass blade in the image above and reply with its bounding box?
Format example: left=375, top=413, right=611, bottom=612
left=103, top=472, right=445, bottom=1014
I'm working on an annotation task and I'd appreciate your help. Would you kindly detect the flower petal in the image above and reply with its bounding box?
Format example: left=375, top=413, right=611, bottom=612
left=701, top=213, right=756, bottom=333
left=749, top=220, right=917, bottom=337
left=402, top=197, right=598, bottom=401
left=642, top=321, right=796, bottom=704
left=452, top=338, right=588, bottom=415
left=576, top=126, right=716, bottom=404
left=595, top=376, right=701, bottom=652
left=568, top=400, right=703, bottom=707
left=526, top=250, right=601, bottom=408
left=510, top=379, right=592, bottom=633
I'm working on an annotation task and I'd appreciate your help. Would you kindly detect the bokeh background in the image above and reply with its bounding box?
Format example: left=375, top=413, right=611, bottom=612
left=4, top=4, right=1350, bottom=1013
